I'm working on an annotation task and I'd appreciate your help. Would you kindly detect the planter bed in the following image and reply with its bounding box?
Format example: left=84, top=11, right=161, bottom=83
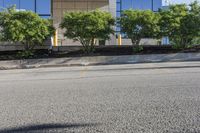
left=0, top=45, right=199, bottom=60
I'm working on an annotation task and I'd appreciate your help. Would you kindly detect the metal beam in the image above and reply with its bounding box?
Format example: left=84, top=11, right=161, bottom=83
left=152, top=0, right=154, bottom=11
left=51, top=0, right=53, bottom=17
left=34, top=0, right=37, bottom=13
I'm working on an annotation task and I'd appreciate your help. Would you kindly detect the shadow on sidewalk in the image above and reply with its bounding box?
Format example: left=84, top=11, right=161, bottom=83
left=0, top=123, right=100, bottom=133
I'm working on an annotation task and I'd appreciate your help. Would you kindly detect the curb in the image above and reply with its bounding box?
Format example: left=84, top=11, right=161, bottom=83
left=0, top=52, right=200, bottom=70
left=1, top=60, right=200, bottom=71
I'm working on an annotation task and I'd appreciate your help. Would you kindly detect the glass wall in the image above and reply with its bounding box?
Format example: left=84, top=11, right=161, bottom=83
left=0, top=0, right=51, bottom=18
left=117, top=0, right=162, bottom=13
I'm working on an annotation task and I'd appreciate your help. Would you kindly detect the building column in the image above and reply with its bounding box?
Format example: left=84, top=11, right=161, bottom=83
left=109, top=0, right=116, bottom=18
left=107, top=0, right=116, bottom=45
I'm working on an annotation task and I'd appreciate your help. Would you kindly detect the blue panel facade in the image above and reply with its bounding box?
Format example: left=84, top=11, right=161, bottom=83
left=0, top=0, right=51, bottom=18
left=117, top=0, right=162, bottom=12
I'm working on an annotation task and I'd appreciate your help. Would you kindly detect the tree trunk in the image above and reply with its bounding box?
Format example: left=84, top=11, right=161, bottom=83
left=90, top=38, right=96, bottom=53
left=24, top=42, right=30, bottom=51
left=131, top=38, right=140, bottom=46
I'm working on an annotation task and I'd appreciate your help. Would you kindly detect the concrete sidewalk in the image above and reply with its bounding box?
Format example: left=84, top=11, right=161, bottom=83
left=0, top=52, right=200, bottom=70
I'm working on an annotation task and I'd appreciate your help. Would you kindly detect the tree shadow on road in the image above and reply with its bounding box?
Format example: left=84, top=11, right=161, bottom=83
left=0, top=123, right=100, bottom=133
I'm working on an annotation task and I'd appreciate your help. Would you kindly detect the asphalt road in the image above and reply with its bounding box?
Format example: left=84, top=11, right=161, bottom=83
left=0, top=62, right=200, bottom=133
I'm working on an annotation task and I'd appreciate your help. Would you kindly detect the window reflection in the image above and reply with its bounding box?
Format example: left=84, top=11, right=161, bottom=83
left=19, top=0, right=35, bottom=11
left=1, top=0, right=51, bottom=17
left=117, top=0, right=162, bottom=12
left=4, top=0, right=20, bottom=8
left=36, top=0, right=50, bottom=15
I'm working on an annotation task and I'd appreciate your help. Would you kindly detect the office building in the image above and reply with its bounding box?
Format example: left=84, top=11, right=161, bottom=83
left=1, top=0, right=163, bottom=45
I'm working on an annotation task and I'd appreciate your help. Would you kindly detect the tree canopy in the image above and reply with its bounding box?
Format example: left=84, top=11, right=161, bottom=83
left=120, top=9, right=160, bottom=46
left=0, top=7, right=54, bottom=51
left=60, top=10, right=115, bottom=54
left=159, top=1, right=200, bottom=47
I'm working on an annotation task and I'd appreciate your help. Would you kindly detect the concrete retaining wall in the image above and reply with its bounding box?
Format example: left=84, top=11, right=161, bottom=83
left=0, top=52, right=199, bottom=70
left=52, top=46, right=82, bottom=52
left=0, top=40, right=51, bottom=51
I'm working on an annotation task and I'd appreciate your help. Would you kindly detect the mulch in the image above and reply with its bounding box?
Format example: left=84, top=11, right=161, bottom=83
left=0, top=45, right=199, bottom=60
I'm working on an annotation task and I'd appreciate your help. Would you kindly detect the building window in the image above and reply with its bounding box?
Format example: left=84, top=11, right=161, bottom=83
left=19, top=0, right=35, bottom=11
left=3, top=0, right=20, bottom=9
left=36, top=0, right=51, bottom=16
left=0, top=0, right=51, bottom=18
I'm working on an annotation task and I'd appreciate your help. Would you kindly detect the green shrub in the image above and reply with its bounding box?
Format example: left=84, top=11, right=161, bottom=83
left=159, top=1, right=200, bottom=48
left=172, top=44, right=184, bottom=50
left=191, top=37, right=200, bottom=46
left=0, top=6, right=54, bottom=56
left=120, top=10, right=160, bottom=46
left=60, top=10, right=115, bottom=54
left=133, top=45, right=144, bottom=53
left=16, top=51, right=34, bottom=59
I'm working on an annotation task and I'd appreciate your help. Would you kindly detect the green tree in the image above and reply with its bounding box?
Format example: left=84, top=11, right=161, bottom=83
left=180, top=1, right=200, bottom=47
left=120, top=10, right=160, bottom=46
left=60, top=10, right=115, bottom=54
left=0, top=6, right=54, bottom=53
left=159, top=2, right=200, bottom=48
